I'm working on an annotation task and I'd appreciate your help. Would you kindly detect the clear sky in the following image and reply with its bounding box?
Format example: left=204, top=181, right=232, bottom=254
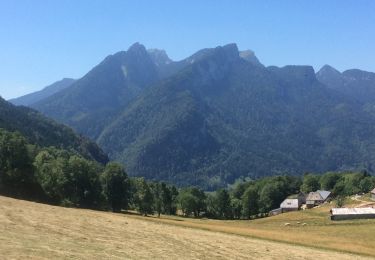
left=1, top=0, right=374, bottom=99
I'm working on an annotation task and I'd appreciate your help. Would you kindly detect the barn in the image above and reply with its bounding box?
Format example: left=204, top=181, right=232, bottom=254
left=280, top=199, right=300, bottom=213
left=330, top=207, right=375, bottom=220
left=306, top=190, right=331, bottom=208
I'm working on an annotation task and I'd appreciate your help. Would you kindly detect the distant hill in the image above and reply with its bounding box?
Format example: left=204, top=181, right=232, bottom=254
left=0, top=96, right=108, bottom=164
left=9, top=78, right=75, bottom=106
left=30, top=43, right=375, bottom=188
left=316, top=65, right=375, bottom=103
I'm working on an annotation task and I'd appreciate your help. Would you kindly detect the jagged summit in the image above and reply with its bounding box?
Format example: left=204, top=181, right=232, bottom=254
left=317, top=64, right=341, bottom=76
left=268, top=65, right=317, bottom=84
left=147, top=48, right=172, bottom=66
left=220, top=43, right=239, bottom=53
left=239, top=50, right=263, bottom=67
left=316, top=64, right=345, bottom=90
left=213, top=43, right=239, bottom=61
left=127, top=42, right=147, bottom=53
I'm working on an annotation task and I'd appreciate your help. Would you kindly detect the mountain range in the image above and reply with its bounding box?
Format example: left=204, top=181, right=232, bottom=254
left=10, top=43, right=375, bottom=189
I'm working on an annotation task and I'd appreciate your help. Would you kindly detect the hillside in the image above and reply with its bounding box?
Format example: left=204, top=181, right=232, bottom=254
left=9, top=78, right=75, bottom=106
left=0, top=97, right=108, bottom=164
left=31, top=43, right=375, bottom=188
left=0, top=195, right=371, bottom=259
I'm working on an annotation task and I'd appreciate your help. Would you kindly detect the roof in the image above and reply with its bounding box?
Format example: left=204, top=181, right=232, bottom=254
left=371, top=188, right=375, bottom=194
left=306, top=190, right=331, bottom=201
left=331, top=207, right=375, bottom=215
left=306, top=192, right=323, bottom=201
left=317, top=190, right=331, bottom=200
left=280, top=199, right=299, bottom=209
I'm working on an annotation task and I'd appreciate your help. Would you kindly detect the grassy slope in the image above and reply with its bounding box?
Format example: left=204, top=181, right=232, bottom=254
left=0, top=195, right=372, bottom=259
left=141, top=199, right=375, bottom=257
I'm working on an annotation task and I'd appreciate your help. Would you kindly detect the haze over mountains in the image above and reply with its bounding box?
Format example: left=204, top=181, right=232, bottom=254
left=9, top=78, right=75, bottom=106
left=11, top=43, right=375, bottom=189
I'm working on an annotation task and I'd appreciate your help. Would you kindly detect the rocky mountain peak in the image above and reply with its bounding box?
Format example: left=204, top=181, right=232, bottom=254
left=147, top=48, right=172, bottom=66
left=317, top=64, right=341, bottom=77
left=239, top=50, right=264, bottom=67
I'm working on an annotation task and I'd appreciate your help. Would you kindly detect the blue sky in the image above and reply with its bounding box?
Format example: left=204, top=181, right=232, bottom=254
left=1, top=0, right=374, bottom=99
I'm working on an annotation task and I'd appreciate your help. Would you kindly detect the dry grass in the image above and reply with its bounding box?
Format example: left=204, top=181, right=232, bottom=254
left=0, top=196, right=372, bottom=259
left=140, top=201, right=375, bottom=258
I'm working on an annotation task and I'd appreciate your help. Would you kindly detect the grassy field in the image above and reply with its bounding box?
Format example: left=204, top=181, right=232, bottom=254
left=0, top=196, right=373, bottom=259
left=143, top=202, right=375, bottom=257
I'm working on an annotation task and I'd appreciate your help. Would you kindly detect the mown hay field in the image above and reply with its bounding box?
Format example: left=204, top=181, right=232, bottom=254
left=145, top=201, right=375, bottom=258
left=0, top=196, right=372, bottom=259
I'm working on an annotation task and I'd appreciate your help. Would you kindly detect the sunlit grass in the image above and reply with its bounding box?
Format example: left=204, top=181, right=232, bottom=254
left=0, top=196, right=373, bottom=259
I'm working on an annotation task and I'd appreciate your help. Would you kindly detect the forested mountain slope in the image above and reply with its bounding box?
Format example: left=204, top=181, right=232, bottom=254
left=33, top=43, right=159, bottom=139
left=0, top=97, right=108, bottom=164
left=30, top=43, right=375, bottom=188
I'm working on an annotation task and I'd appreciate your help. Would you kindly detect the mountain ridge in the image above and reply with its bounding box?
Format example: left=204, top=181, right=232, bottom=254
left=9, top=78, right=75, bottom=106
left=25, top=42, right=375, bottom=188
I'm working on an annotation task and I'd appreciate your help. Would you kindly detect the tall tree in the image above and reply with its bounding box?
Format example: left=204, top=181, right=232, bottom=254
left=134, top=178, right=154, bottom=216
left=320, top=172, right=340, bottom=191
left=178, top=187, right=206, bottom=217
left=242, top=185, right=259, bottom=219
left=34, top=149, right=69, bottom=204
left=231, top=197, right=242, bottom=219
left=178, top=192, right=197, bottom=217
left=214, top=189, right=232, bottom=219
left=152, top=182, right=163, bottom=217
left=101, top=162, right=129, bottom=212
left=300, top=174, right=320, bottom=193
left=66, top=155, right=102, bottom=208
left=0, top=129, right=35, bottom=196
left=159, top=182, right=179, bottom=215
left=259, top=182, right=283, bottom=213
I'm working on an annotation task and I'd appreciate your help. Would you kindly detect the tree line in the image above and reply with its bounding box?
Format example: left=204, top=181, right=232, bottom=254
left=1, top=128, right=374, bottom=219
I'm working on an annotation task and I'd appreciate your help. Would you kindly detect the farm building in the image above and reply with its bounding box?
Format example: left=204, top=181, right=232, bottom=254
left=306, top=190, right=331, bottom=208
left=331, top=207, right=375, bottom=220
left=371, top=188, right=375, bottom=200
left=287, top=192, right=306, bottom=204
left=280, top=199, right=300, bottom=212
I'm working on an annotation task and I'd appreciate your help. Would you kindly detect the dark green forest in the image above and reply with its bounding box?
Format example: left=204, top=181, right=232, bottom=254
left=1, top=128, right=374, bottom=220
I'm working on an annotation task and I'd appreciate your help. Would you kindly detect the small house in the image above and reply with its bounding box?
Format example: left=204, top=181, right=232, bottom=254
left=371, top=188, right=375, bottom=200
left=280, top=198, right=300, bottom=212
left=306, top=190, right=331, bottom=208
left=331, top=207, right=375, bottom=220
